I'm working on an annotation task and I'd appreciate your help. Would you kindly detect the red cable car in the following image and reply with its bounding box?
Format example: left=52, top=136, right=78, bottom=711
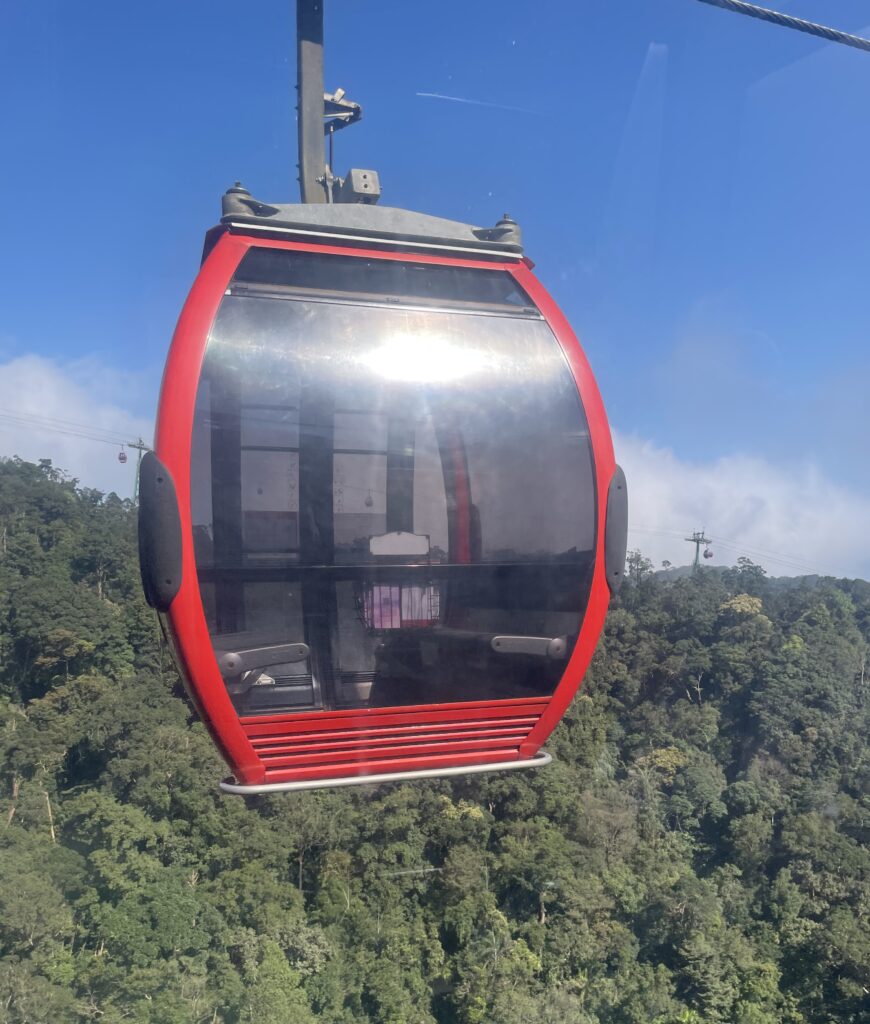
left=139, top=191, right=627, bottom=793
left=137, top=2, right=626, bottom=793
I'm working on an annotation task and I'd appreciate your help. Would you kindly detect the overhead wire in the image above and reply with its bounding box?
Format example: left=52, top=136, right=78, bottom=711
left=0, top=412, right=826, bottom=572
left=710, top=539, right=819, bottom=575
left=0, top=414, right=128, bottom=447
left=0, top=408, right=142, bottom=448
left=0, top=406, right=134, bottom=435
left=0, top=412, right=125, bottom=441
left=690, top=0, right=870, bottom=54
left=629, top=523, right=821, bottom=575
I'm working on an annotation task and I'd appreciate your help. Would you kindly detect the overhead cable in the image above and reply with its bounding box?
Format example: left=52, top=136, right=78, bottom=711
left=629, top=523, right=820, bottom=574
left=0, top=409, right=136, bottom=448
left=0, top=410, right=128, bottom=443
left=691, top=0, right=870, bottom=53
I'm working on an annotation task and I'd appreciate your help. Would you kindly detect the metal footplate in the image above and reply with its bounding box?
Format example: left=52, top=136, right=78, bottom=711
left=219, top=751, right=552, bottom=795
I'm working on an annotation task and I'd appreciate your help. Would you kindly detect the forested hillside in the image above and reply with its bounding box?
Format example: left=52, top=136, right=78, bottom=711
left=1, top=458, right=868, bottom=1024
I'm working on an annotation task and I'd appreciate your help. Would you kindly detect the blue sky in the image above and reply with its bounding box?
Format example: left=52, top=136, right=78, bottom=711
left=1, top=0, right=869, bottom=576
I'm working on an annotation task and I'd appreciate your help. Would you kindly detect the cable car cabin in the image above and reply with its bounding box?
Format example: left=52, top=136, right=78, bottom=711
left=139, top=189, right=627, bottom=793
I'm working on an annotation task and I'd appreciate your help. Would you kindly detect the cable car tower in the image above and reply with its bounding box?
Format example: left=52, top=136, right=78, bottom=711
left=137, top=1, right=628, bottom=793
left=685, top=530, right=713, bottom=569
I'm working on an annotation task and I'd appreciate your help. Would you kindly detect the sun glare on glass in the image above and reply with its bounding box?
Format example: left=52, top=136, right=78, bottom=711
left=357, top=335, right=494, bottom=383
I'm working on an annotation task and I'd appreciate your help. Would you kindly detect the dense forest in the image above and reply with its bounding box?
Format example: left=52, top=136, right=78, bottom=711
left=1, top=457, right=868, bottom=1024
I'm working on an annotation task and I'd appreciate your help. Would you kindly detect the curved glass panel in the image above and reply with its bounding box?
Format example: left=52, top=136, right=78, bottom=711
left=191, top=248, right=596, bottom=715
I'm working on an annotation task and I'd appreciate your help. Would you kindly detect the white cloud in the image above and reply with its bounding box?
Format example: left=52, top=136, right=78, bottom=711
left=0, top=355, right=153, bottom=497
left=616, top=431, right=870, bottom=579
left=1, top=355, right=867, bottom=580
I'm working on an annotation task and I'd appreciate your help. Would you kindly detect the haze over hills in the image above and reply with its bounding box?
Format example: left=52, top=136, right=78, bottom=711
left=653, top=563, right=859, bottom=586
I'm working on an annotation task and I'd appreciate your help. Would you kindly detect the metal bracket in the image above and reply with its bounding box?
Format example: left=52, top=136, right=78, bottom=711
left=216, top=643, right=310, bottom=679
left=324, top=87, right=361, bottom=134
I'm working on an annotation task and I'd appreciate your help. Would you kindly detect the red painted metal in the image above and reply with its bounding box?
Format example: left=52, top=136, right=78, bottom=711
left=155, top=232, right=264, bottom=784
left=507, top=261, right=617, bottom=757
left=156, top=228, right=617, bottom=788
left=447, top=430, right=472, bottom=565
left=261, top=748, right=525, bottom=785
left=248, top=720, right=541, bottom=749
left=248, top=717, right=541, bottom=754
left=260, top=736, right=533, bottom=770
left=240, top=696, right=549, bottom=734
left=253, top=731, right=534, bottom=759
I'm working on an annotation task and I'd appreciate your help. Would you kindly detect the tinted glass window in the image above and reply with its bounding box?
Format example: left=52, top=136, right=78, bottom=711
left=191, top=248, right=596, bottom=715
left=232, top=248, right=535, bottom=311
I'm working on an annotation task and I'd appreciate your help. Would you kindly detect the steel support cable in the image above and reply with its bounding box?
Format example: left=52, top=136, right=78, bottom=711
left=0, top=409, right=130, bottom=444
left=0, top=415, right=126, bottom=445
left=669, top=532, right=817, bottom=574
left=691, top=0, right=870, bottom=53
left=710, top=539, right=819, bottom=575
left=630, top=524, right=819, bottom=574
left=0, top=422, right=126, bottom=447
left=0, top=410, right=133, bottom=447
left=648, top=535, right=817, bottom=575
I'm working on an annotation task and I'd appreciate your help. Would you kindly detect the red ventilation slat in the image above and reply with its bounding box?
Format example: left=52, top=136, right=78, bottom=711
left=262, top=748, right=522, bottom=784
left=240, top=699, right=548, bottom=738
left=247, top=714, right=540, bottom=740
left=242, top=702, right=544, bottom=783
left=253, top=725, right=531, bottom=758
left=259, top=735, right=525, bottom=769
left=247, top=716, right=540, bottom=749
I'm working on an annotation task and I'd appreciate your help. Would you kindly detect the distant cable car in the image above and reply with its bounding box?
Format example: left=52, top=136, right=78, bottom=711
left=704, top=547, right=714, bottom=560
left=136, top=2, right=627, bottom=793
left=118, top=448, right=128, bottom=464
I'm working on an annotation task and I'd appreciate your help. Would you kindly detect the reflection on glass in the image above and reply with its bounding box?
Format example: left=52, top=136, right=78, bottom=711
left=357, top=334, right=495, bottom=383
left=191, top=249, right=596, bottom=715
left=363, top=584, right=441, bottom=630
left=241, top=450, right=299, bottom=556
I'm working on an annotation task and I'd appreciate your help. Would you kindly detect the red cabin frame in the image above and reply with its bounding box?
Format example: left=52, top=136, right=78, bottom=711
left=154, top=229, right=617, bottom=791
